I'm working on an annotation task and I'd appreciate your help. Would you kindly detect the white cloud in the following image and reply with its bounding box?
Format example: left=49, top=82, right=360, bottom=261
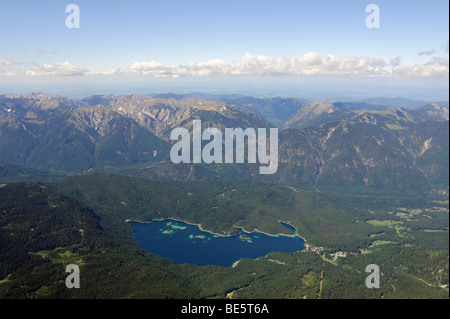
left=121, top=52, right=447, bottom=78
left=127, top=61, right=178, bottom=78
left=122, top=52, right=392, bottom=78
left=394, top=56, right=449, bottom=78
left=24, top=61, right=89, bottom=76
left=0, top=59, right=12, bottom=67
left=9, top=50, right=449, bottom=79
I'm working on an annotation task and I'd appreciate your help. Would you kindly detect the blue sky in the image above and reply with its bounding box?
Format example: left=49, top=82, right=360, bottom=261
left=0, top=0, right=448, bottom=100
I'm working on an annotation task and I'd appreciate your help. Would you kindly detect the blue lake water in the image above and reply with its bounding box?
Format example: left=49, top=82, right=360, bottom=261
left=130, top=219, right=305, bottom=267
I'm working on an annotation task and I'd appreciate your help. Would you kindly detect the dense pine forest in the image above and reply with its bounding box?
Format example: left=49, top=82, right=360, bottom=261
left=1, top=174, right=448, bottom=299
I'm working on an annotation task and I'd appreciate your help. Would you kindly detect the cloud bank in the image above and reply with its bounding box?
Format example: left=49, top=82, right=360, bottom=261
left=0, top=59, right=12, bottom=67
left=24, top=61, right=89, bottom=77
left=119, top=52, right=449, bottom=78
left=4, top=51, right=449, bottom=79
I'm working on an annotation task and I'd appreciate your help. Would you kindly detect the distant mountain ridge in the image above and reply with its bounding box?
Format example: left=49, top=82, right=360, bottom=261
left=358, top=97, right=449, bottom=109
left=278, top=114, right=449, bottom=194
left=2, top=92, right=447, bottom=127
left=0, top=93, right=271, bottom=172
left=0, top=92, right=448, bottom=196
left=0, top=93, right=85, bottom=118
left=285, top=101, right=449, bottom=129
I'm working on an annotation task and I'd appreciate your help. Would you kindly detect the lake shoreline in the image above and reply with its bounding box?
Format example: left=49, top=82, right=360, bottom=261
left=129, top=218, right=307, bottom=268
left=126, top=217, right=308, bottom=243
left=126, top=217, right=231, bottom=237
left=235, top=220, right=308, bottom=242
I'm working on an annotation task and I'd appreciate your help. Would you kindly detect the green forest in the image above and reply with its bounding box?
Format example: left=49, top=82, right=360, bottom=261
left=1, top=174, right=448, bottom=299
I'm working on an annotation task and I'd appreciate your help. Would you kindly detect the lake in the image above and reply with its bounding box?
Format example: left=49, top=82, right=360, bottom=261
left=130, top=219, right=305, bottom=267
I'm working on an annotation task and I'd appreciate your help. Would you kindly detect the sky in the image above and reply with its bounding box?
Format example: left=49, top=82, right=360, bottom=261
left=0, top=0, right=448, bottom=100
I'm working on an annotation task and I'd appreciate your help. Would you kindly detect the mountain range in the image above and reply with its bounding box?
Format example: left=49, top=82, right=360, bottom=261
left=0, top=92, right=448, bottom=196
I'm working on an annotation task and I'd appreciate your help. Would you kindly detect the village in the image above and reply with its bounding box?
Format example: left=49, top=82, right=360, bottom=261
left=395, top=206, right=449, bottom=221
